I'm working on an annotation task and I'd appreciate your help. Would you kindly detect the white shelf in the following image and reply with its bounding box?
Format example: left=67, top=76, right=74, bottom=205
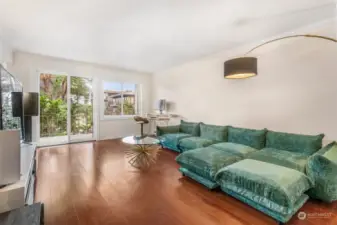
left=0, top=143, right=36, bottom=213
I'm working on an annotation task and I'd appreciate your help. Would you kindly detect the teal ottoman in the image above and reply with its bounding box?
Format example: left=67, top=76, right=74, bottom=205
left=176, top=142, right=258, bottom=189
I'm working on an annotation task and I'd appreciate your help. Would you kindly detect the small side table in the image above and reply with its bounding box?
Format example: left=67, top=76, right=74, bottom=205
left=122, top=136, right=160, bottom=169
left=0, top=203, right=44, bottom=225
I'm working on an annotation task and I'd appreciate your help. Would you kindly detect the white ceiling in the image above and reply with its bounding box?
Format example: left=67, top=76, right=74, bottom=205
left=0, top=0, right=336, bottom=73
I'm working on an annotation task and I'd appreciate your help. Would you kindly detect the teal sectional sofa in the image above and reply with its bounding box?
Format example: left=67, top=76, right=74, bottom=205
left=175, top=126, right=267, bottom=188
left=306, top=141, right=337, bottom=202
left=177, top=142, right=258, bottom=189
left=157, top=121, right=336, bottom=224
left=157, top=121, right=226, bottom=152
left=215, top=131, right=324, bottom=223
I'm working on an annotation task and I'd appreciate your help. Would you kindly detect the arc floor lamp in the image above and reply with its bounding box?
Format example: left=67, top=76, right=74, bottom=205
left=224, top=34, right=337, bottom=79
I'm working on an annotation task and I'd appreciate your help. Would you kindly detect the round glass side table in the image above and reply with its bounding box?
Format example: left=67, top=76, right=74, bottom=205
left=122, top=136, right=160, bottom=169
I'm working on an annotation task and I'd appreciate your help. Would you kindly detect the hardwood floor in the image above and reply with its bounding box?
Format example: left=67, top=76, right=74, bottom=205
left=35, top=140, right=337, bottom=225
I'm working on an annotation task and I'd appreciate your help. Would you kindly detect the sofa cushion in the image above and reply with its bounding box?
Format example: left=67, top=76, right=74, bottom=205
left=228, top=126, right=267, bottom=149
left=157, top=125, right=180, bottom=136
left=176, top=143, right=258, bottom=187
left=211, top=142, right=258, bottom=157
left=160, top=133, right=192, bottom=151
left=248, top=148, right=309, bottom=173
left=266, top=130, right=324, bottom=155
left=306, top=142, right=337, bottom=202
left=215, top=159, right=312, bottom=215
left=222, top=187, right=308, bottom=223
left=176, top=146, right=242, bottom=181
left=179, top=137, right=216, bottom=152
left=179, top=120, right=200, bottom=136
left=200, top=123, right=227, bottom=142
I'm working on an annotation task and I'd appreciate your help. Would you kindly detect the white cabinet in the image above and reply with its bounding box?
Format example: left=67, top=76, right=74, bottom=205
left=0, top=143, right=37, bottom=213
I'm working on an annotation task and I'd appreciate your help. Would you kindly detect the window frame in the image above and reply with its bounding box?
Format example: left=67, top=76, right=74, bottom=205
left=101, top=81, right=139, bottom=120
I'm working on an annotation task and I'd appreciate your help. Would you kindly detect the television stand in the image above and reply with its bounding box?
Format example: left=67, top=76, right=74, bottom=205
left=0, top=143, right=37, bottom=213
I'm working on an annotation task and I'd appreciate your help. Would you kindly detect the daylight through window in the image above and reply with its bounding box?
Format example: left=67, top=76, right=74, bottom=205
left=103, top=82, right=138, bottom=116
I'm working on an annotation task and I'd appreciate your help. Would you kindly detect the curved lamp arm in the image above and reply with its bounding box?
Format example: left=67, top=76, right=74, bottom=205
left=224, top=34, right=337, bottom=79
left=244, top=34, right=337, bottom=55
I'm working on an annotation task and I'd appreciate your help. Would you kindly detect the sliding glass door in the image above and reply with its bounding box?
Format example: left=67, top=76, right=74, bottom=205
left=69, top=76, right=93, bottom=142
left=39, top=73, right=94, bottom=146
left=39, top=73, right=68, bottom=145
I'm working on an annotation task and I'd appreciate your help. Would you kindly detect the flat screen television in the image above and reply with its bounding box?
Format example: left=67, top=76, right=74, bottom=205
left=23, top=92, right=39, bottom=116
left=11, top=92, right=23, bottom=118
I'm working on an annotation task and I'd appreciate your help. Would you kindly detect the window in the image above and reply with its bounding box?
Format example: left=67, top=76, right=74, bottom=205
left=103, top=82, right=139, bottom=117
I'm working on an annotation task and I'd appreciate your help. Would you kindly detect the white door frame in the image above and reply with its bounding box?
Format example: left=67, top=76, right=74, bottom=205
left=37, top=71, right=97, bottom=145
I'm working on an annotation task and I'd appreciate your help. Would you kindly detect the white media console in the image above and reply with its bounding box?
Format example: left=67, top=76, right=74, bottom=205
left=0, top=143, right=37, bottom=213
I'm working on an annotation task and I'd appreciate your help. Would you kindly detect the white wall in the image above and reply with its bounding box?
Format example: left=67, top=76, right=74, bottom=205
left=8, top=51, right=152, bottom=141
left=153, top=19, right=337, bottom=142
left=0, top=37, right=13, bottom=66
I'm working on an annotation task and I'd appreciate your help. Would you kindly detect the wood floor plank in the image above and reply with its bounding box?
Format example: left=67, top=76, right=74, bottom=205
left=35, top=139, right=337, bottom=225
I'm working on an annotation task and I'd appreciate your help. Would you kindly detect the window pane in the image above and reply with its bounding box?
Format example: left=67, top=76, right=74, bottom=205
left=70, top=77, right=93, bottom=136
left=123, top=83, right=136, bottom=115
left=40, top=74, right=68, bottom=137
left=104, top=82, right=122, bottom=115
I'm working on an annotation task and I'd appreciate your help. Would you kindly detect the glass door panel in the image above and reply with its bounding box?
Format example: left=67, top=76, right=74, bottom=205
left=39, top=73, right=68, bottom=146
left=69, top=76, right=94, bottom=142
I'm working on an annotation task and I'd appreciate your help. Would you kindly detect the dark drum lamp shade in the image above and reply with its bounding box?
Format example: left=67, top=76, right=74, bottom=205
left=224, top=57, right=257, bottom=79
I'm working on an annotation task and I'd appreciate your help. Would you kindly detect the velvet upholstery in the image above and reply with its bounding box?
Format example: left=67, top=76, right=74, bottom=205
left=159, top=133, right=191, bottom=152
left=216, top=159, right=312, bottom=223
left=176, top=143, right=258, bottom=189
left=159, top=121, right=335, bottom=222
left=266, top=130, right=324, bottom=155
left=179, top=120, right=200, bottom=136
left=228, top=126, right=267, bottom=149
left=156, top=125, right=180, bottom=136
left=248, top=148, right=309, bottom=172
left=200, top=123, right=227, bottom=142
left=178, top=137, right=217, bottom=152
left=211, top=142, right=258, bottom=157
left=306, top=141, right=337, bottom=202
left=179, top=167, right=218, bottom=189
left=222, top=187, right=309, bottom=223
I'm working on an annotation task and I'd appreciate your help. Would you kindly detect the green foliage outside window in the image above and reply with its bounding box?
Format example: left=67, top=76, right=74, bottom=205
left=40, top=75, right=93, bottom=137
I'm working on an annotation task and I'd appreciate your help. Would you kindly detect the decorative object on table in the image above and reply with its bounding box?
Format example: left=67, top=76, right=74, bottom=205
left=224, top=34, right=337, bottom=79
left=133, top=116, right=149, bottom=139
left=122, top=136, right=160, bottom=169
left=0, top=202, right=43, bottom=225
left=158, top=99, right=166, bottom=114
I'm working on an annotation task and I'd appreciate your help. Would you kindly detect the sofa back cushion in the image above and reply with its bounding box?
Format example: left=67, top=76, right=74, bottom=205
left=266, top=130, right=324, bottom=155
left=200, top=123, right=227, bottom=142
left=306, top=141, right=337, bottom=202
left=179, top=120, right=200, bottom=136
left=227, top=126, right=267, bottom=149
